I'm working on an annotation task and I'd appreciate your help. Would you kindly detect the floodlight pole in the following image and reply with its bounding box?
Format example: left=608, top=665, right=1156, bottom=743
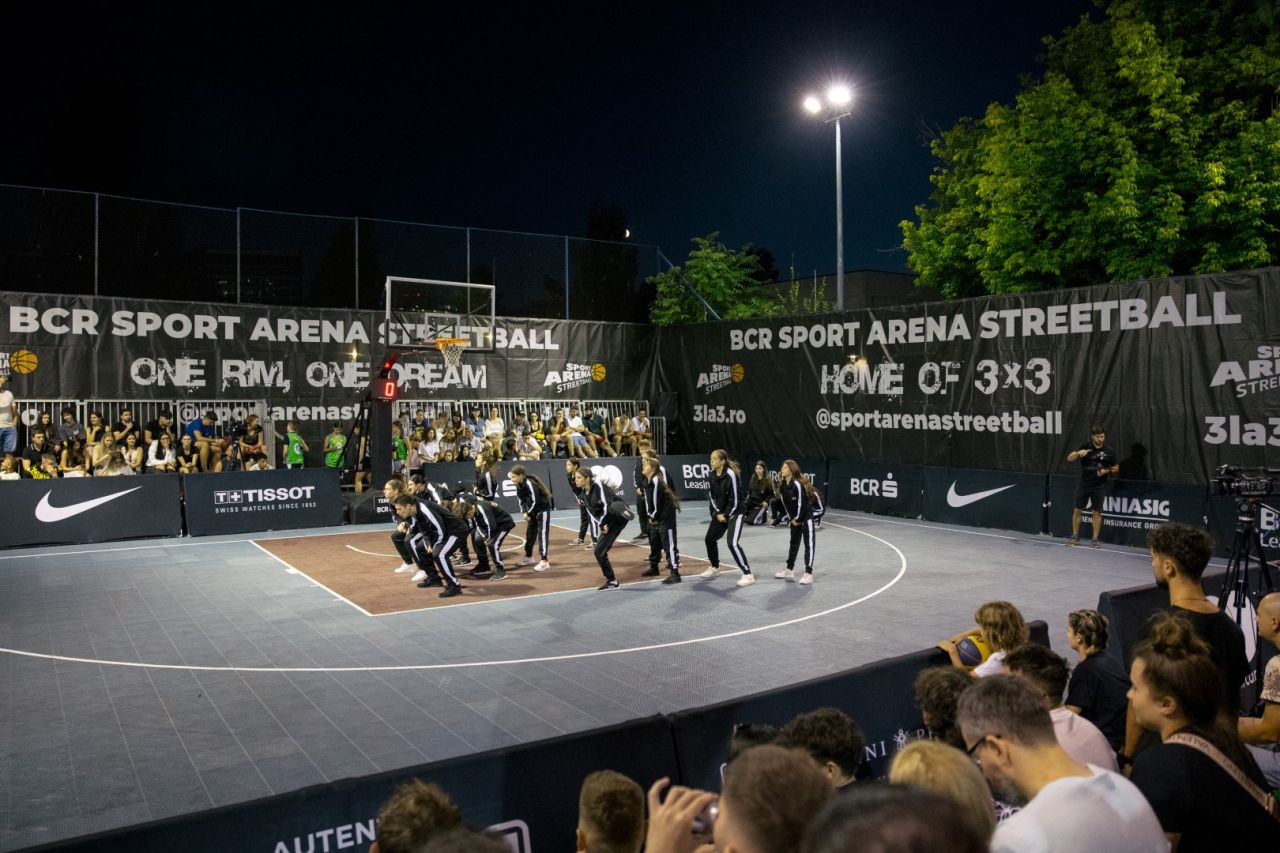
left=834, top=115, right=845, bottom=312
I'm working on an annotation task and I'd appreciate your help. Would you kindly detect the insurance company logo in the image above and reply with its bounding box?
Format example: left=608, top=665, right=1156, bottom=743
left=34, top=487, right=142, bottom=523
left=945, top=482, right=1015, bottom=508
left=1099, top=495, right=1173, bottom=531
left=543, top=361, right=606, bottom=393
left=0, top=348, right=39, bottom=376
left=696, top=362, right=744, bottom=395
left=1209, top=344, right=1280, bottom=399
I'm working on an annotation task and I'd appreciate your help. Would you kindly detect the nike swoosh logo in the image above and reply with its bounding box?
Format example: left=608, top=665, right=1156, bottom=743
left=35, top=487, right=144, bottom=523
left=946, top=482, right=1016, bottom=508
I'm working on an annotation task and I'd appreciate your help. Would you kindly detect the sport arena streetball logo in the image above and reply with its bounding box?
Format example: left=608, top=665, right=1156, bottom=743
left=543, top=362, right=606, bottom=393
left=696, top=362, right=744, bottom=394
left=0, top=349, right=39, bottom=376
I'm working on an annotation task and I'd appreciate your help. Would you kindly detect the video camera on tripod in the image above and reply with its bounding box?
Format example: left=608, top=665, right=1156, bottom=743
left=1210, top=464, right=1280, bottom=499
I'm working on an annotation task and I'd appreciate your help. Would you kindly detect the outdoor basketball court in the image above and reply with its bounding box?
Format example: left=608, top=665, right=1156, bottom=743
left=0, top=508, right=1163, bottom=851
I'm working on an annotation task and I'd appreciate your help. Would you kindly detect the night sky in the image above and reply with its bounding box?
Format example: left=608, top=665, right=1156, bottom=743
left=1, top=1, right=1097, bottom=279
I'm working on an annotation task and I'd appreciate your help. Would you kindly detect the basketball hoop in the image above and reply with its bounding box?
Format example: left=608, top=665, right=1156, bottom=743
left=435, top=337, right=469, bottom=369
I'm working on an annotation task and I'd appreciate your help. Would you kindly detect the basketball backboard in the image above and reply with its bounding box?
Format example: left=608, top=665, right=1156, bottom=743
left=383, top=277, right=496, bottom=353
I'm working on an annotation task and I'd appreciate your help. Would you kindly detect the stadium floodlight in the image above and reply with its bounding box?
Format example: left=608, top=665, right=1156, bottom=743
left=802, top=81, right=857, bottom=312
left=826, top=84, right=852, bottom=107
left=803, top=95, right=823, bottom=114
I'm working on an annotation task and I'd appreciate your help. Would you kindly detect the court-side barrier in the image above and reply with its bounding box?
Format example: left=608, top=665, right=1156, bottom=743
left=1048, top=475, right=1210, bottom=548
left=183, top=468, right=343, bottom=536
left=31, top=623, right=1048, bottom=853
left=0, top=475, right=182, bottom=549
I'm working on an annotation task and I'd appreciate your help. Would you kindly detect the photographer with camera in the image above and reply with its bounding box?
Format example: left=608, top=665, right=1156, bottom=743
left=1065, top=424, right=1119, bottom=548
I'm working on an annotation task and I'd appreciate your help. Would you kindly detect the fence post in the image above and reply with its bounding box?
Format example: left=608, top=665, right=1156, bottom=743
left=564, top=236, right=570, bottom=320
left=93, top=193, right=100, bottom=295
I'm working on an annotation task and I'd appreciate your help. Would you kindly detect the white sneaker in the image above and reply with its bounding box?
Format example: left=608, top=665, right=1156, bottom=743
left=395, top=563, right=415, bottom=574
left=698, top=567, right=721, bottom=579
left=775, top=569, right=794, bottom=580
left=736, top=573, right=756, bottom=587
left=411, top=569, right=427, bottom=582
left=534, top=560, right=551, bottom=572
left=517, top=557, right=534, bottom=567
left=798, top=573, right=814, bottom=585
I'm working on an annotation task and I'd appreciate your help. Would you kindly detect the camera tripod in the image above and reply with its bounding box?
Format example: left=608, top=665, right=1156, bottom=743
left=1217, top=497, right=1276, bottom=705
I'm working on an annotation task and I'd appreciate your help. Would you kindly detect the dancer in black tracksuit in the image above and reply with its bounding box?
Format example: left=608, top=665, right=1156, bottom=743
left=577, top=465, right=632, bottom=589
left=383, top=478, right=422, bottom=577
left=464, top=494, right=516, bottom=580
left=510, top=464, right=552, bottom=572
left=631, top=449, right=650, bottom=541
left=639, top=454, right=681, bottom=584
left=565, top=458, right=592, bottom=545
left=775, top=458, right=817, bottom=585
left=422, top=479, right=471, bottom=564
left=744, top=460, right=777, bottom=526
left=392, top=494, right=467, bottom=597
left=475, top=450, right=500, bottom=502
left=700, top=449, right=754, bottom=587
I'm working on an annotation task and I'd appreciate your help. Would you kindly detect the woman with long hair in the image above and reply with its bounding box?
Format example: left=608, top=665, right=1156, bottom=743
left=775, top=458, right=817, bottom=585
left=565, top=457, right=592, bottom=546
left=938, top=600, right=1030, bottom=676
left=509, top=464, right=552, bottom=572
left=1129, top=614, right=1280, bottom=849
left=640, top=454, right=681, bottom=584
left=474, top=448, right=500, bottom=501
left=148, top=431, right=177, bottom=473
left=699, top=449, right=754, bottom=587
left=121, top=431, right=145, bottom=474
left=744, top=460, right=776, bottom=526
left=575, top=465, right=631, bottom=590
left=175, top=433, right=200, bottom=473
left=60, top=437, right=90, bottom=477
left=92, top=433, right=117, bottom=475
left=547, top=409, right=570, bottom=459
left=85, top=410, right=106, bottom=453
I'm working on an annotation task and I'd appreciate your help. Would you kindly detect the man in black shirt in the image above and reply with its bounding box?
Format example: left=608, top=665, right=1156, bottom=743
left=1065, top=424, right=1118, bottom=548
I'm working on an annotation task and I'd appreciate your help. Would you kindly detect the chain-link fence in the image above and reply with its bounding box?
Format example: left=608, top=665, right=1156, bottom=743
left=0, top=185, right=665, bottom=322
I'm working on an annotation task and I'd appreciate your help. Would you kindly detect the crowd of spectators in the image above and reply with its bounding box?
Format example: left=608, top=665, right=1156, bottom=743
left=359, top=520, right=1280, bottom=852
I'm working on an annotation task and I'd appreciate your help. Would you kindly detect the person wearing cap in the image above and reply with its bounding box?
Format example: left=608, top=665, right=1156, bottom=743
left=463, top=405, right=484, bottom=438
left=184, top=410, right=223, bottom=472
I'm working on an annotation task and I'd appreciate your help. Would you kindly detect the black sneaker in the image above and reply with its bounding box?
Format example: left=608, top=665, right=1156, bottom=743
left=640, top=567, right=660, bottom=577
left=466, top=568, right=492, bottom=580
left=493, top=567, right=507, bottom=580
left=770, top=519, right=781, bottom=527
left=439, top=585, right=462, bottom=598
left=456, top=557, right=472, bottom=566
left=418, top=577, right=443, bottom=588
left=662, top=574, right=682, bottom=585
left=598, top=580, right=619, bottom=590
left=632, top=532, right=648, bottom=540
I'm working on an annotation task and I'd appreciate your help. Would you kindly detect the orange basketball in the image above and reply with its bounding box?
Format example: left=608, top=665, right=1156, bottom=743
left=731, top=362, right=744, bottom=382
left=9, top=349, right=38, bottom=375
left=591, top=362, right=607, bottom=381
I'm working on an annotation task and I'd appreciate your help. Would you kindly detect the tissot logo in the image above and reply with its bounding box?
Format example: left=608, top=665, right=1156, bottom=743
left=945, top=482, right=1015, bottom=508
left=34, top=487, right=142, bottom=523
left=215, top=486, right=316, bottom=505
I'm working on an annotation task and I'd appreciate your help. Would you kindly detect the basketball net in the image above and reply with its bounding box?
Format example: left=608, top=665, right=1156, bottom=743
left=435, top=337, right=469, bottom=369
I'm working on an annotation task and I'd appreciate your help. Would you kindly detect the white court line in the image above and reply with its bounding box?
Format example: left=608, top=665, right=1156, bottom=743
left=345, top=545, right=399, bottom=558
left=0, top=524, right=382, bottom=562
left=249, top=540, right=374, bottom=617
left=0, top=520, right=905, bottom=673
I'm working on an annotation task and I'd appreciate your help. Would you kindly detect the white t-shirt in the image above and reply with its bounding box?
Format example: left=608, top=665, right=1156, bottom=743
left=0, top=389, right=13, bottom=428
left=991, top=766, right=1168, bottom=853
left=974, top=649, right=1008, bottom=677
left=1050, top=706, right=1117, bottom=771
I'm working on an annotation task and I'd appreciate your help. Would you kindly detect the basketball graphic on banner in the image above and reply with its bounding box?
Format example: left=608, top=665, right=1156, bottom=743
left=731, top=363, right=745, bottom=382
left=9, top=350, right=38, bottom=374
left=591, top=362, right=607, bottom=381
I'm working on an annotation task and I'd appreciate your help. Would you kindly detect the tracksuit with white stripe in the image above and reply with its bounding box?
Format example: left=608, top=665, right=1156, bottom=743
left=780, top=479, right=816, bottom=575
left=406, top=498, right=470, bottom=591
left=706, top=466, right=751, bottom=574
left=643, top=472, right=680, bottom=579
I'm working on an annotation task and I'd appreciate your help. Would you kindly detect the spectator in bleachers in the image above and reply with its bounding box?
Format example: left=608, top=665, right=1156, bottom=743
left=92, top=433, right=118, bottom=475
left=99, top=449, right=134, bottom=477
left=282, top=420, right=308, bottom=469
left=781, top=707, right=866, bottom=788
left=56, top=406, right=85, bottom=445
left=112, top=407, right=139, bottom=445
left=567, top=405, right=598, bottom=458
left=462, top=405, right=483, bottom=437
left=628, top=408, right=651, bottom=455
left=148, top=431, right=177, bottom=473
left=143, top=409, right=176, bottom=450
left=801, top=782, right=989, bottom=853
left=176, top=433, right=200, bottom=473
left=0, top=455, right=19, bottom=480
left=1241, top=593, right=1280, bottom=787
left=509, top=410, right=529, bottom=437
left=547, top=409, right=571, bottom=458
left=30, top=451, right=60, bottom=479
left=420, top=427, right=441, bottom=465
left=1065, top=609, right=1130, bottom=753
left=84, top=410, right=106, bottom=454
left=888, top=741, right=996, bottom=843
left=60, top=436, right=90, bottom=477
left=421, top=827, right=509, bottom=853
left=646, top=744, right=831, bottom=853
left=34, top=410, right=58, bottom=447
left=576, top=769, right=644, bottom=853
left=239, top=414, right=268, bottom=470
left=368, top=778, right=462, bottom=853
left=407, top=426, right=426, bottom=470
left=121, top=431, right=144, bottom=474
left=938, top=600, right=1030, bottom=677
left=1004, top=642, right=1117, bottom=770
left=957, top=675, right=1166, bottom=851
left=528, top=410, right=547, bottom=450
left=323, top=422, right=347, bottom=471
left=611, top=412, right=631, bottom=455
left=1125, top=522, right=1249, bottom=764
left=516, top=432, right=542, bottom=460
left=0, top=373, right=15, bottom=456
left=1130, top=613, right=1280, bottom=849
left=483, top=406, right=505, bottom=443
left=583, top=405, right=617, bottom=457
left=913, top=665, right=974, bottom=749
left=410, top=408, right=429, bottom=435
left=21, top=429, right=49, bottom=477
left=185, top=411, right=223, bottom=472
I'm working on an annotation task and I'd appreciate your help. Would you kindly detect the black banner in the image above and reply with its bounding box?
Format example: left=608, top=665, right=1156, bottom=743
left=0, top=475, right=182, bottom=548
left=920, top=467, right=1046, bottom=534
left=1048, top=475, right=1210, bottom=548
left=1205, top=493, right=1280, bottom=561
left=659, top=268, right=1280, bottom=484
left=828, top=461, right=924, bottom=518
left=183, top=468, right=343, bottom=536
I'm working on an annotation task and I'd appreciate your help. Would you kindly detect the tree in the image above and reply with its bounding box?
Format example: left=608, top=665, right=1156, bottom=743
left=648, top=233, right=779, bottom=325
left=901, top=0, right=1280, bottom=297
